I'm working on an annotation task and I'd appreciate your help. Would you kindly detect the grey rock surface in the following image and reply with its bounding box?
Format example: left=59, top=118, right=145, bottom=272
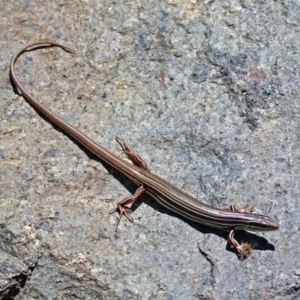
left=0, top=0, right=299, bottom=299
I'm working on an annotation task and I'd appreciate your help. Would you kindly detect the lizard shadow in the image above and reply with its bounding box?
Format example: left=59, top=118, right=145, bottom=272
left=130, top=190, right=276, bottom=257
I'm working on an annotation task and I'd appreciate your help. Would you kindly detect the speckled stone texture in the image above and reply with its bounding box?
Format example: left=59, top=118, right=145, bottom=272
left=1, top=1, right=299, bottom=299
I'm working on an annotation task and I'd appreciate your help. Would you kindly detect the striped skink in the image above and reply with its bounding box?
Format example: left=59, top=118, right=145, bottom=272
left=9, top=42, right=279, bottom=257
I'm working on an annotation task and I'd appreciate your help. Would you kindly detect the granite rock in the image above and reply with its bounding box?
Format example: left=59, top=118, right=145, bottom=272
left=1, top=1, right=299, bottom=299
